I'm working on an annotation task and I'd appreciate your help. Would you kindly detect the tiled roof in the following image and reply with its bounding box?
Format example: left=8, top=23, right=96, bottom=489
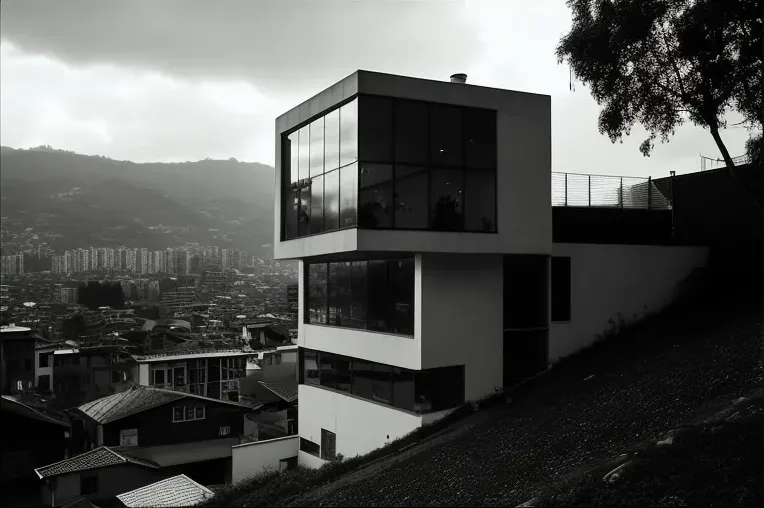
left=259, top=380, right=298, bottom=403
left=75, top=384, right=255, bottom=424
left=1, top=395, right=70, bottom=427
left=116, top=474, right=214, bottom=507
left=35, top=446, right=160, bottom=479
left=76, top=385, right=185, bottom=424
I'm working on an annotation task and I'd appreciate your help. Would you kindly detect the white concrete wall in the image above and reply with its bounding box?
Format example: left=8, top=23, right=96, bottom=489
left=124, top=438, right=239, bottom=467
left=231, top=436, right=299, bottom=483
left=298, top=384, right=423, bottom=467
left=549, top=243, right=709, bottom=362
left=34, top=350, right=53, bottom=388
left=419, top=253, right=504, bottom=402
left=274, top=70, right=552, bottom=260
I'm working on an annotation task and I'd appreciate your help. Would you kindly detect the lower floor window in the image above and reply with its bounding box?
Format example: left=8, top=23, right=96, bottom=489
left=299, top=437, right=320, bottom=457
left=299, top=348, right=465, bottom=413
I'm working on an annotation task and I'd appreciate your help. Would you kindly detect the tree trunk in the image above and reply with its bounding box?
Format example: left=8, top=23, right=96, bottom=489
left=709, top=124, right=763, bottom=211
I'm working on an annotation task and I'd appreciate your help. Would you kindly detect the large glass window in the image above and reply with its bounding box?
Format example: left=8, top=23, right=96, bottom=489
left=282, top=96, right=496, bottom=239
left=300, top=348, right=464, bottom=413
left=305, top=257, right=413, bottom=336
left=359, top=164, right=393, bottom=228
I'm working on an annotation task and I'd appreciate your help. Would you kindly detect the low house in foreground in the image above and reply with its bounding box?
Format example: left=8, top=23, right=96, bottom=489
left=116, top=474, right=214, bottom=508
left=67, top=384, right=254, bottom=486
left=35, top=446, right=164, bottom=508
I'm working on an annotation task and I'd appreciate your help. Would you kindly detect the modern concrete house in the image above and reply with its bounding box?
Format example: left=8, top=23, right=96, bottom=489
left=272, top=70, right=708, bottom=468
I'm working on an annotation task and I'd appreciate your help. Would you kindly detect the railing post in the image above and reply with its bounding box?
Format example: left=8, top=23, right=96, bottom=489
left=588, top=174, right=591, bottom=207
left=647, top=176, right=652, bottom=210
left=564, top=173, right=568, bottom=206
left=620, top=177, right=623, bottom=209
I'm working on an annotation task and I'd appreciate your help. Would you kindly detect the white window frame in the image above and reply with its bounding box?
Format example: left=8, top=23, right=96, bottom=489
left=172, top=405, right=206, bottom=423
left=119, top=428, right=138, bottom=447
left=219, top=425, right=231, bottom=436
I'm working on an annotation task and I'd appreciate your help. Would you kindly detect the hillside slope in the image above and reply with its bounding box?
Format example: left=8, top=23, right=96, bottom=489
left=0, top=146, right=275, bottom=254
left=214, top=292, right=762, bottom=507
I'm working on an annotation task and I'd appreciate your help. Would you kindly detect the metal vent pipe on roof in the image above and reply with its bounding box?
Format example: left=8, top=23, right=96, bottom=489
left=450, top=73, right=467, bottom=84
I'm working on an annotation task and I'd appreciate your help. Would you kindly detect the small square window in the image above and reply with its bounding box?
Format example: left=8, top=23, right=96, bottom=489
left=195, top=406, right=205, bottom=420
left=80, top=475, right=98, bottom=495
left=173, top=407, right=183, bottom=422
left=184, top=407, right=195, bottom=420
left=219, top=425, right=230, bottom=436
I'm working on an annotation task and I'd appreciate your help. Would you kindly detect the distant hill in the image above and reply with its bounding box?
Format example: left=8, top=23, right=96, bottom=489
left=0, top=146, right=275, bottom=255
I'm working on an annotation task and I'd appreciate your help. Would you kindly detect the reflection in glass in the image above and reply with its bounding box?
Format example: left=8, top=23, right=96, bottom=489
left=298, top=184, right=311, bottom=236
left=430, top=169, right=464, bottom=231
left=392, top=367, right=415, bottom=411
left=336, top=262, right=351, bottom=327
left=394, top=100, right=428, bottom=164
left=393, top=166, right=428, bottom=229
left=284, top=185, right=298, bottom=239
left=327, top=263, right=339, bottom=326
left=324, top=169, right=340, bottom=231
left=359, top=96, right=393, bottom=162
left=464, top=108, right=497, bottom=169
left=304, top=350, right=319, bottom=385
left=340, top=99, right=358, bottom=167
left=352, top=359, right=373, bottom=399
left=339, top=162, right=358, bottom=228
left=359, top=164, right=393, bottom=228
left=372, top=363, right=392, bottom=404
left=309, top=175, right=324, bottom=235
left=309, top=118, right=324, bottom=177
left=391, top=259, right=415, bottom=335
left=324, top=109, right=340, bottom=171
left=465, top=171, right=496, bottom=232
left=320, top=353, right=337, bottom=389
left=348, top=261, right=367, bottom=330
left=287, top=131, right=299, bottom=183
left=335, top=356, right=352, bottom=393
left=308, top=263, right=327, bottom=324
left=430, top=104, right=463, bottom=166
left=298, top=126, right=310, bottom=180
left=367, top=260, right=390, bottom=333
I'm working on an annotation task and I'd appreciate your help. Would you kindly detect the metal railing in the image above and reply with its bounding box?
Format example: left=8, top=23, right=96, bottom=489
left=700, top=154, right=750, bottom=171
left=551, top=172, right=671, bottom=210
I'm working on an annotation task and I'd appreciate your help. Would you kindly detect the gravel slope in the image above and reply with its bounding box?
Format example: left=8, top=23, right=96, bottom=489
left=289, top=298, right=762, bottom=507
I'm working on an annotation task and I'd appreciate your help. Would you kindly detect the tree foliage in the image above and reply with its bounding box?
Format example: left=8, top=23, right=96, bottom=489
left=557, top=0, right=762, bottom=180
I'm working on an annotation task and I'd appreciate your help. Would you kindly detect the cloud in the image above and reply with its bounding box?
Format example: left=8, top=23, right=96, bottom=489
left=0, top=0, right=485, bottom=98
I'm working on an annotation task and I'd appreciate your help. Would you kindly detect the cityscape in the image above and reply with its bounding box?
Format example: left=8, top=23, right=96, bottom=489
left=0, top=1, right=760, bottom=508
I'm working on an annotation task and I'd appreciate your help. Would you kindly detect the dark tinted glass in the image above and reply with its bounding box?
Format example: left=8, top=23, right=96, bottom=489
left=394, top=100, right=428, bottom=164
left=298, top=126, right=310, bottom=180
left=339, top=162, right=358, bottom=228
left=320, top=352, right=338, bottom=389
left=340, top=99, right=358, bottom=166
left=359, top=164, right=393, bottom=228
left=430, top=104, right=462, bottom=166
left=372, top=363, right=393, bottom=404
left=309, top=118, right=324, bottom=177
left=298, top=185, right=311, bottom=236
left=284, top=185, right=298, bottom=239
left=352, top=359, right=373, bottom=399
left=348, top=261, right=367, bottom=330
left=366, top=260, right=390, bottom=332
left=323, top=169, right=340, bottom=231
left=327, top=263, right=340, bottom=326
left=335, top=356, right=352, bottom=392
left=308, top=175, right=324, bottom=235
left=335, top=262, right=352, bottom=327
left=464, top=170, right=496, bottom=232
left=392, top=367, right=415, bottom=411
left=300, top=437, right=320, bottom=456
left=324, top=109, right=340, bottom=171
left=391, top=259, right=415, bottom=335
left=359, top=96, right=393, bottom=162
left=430, top=168, right=464, bottom=231
left=304, top=349, right=319, bottom=385
left=393, top=166, right=428, bottom=229
left=464, top=108, right=497, bottom=169
left=287, top=132, right=299, bottom=183
left=551, top=257, right=571, bottom=322
left=308, top=263, right=327, bottom=324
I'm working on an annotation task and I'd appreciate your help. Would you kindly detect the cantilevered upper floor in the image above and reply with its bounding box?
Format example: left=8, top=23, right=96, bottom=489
left=273, top=70, right=552, bottom=260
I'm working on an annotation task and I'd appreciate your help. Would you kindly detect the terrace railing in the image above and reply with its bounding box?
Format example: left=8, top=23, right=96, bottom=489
left=552, top=172, right=671, bottom=210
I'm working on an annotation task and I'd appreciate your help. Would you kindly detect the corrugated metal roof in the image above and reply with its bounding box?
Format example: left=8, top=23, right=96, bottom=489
left=1, top=395, right=70, bottom=427
left=35, top=446, right=159, bottom=479
left=258, top=380, right=298, bottom=403
left=116, top=474, right=214, bottom=507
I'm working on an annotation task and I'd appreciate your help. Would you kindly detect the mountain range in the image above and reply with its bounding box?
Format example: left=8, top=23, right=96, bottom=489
left=0, top=146, right=276, bottom=256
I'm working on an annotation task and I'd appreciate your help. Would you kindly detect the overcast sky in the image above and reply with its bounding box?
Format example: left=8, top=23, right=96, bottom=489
left=0, top=0, right=753, bottom=176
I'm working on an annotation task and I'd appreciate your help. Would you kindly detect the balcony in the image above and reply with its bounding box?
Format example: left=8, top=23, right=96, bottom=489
left=551, top=172, right=671, bottom=210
